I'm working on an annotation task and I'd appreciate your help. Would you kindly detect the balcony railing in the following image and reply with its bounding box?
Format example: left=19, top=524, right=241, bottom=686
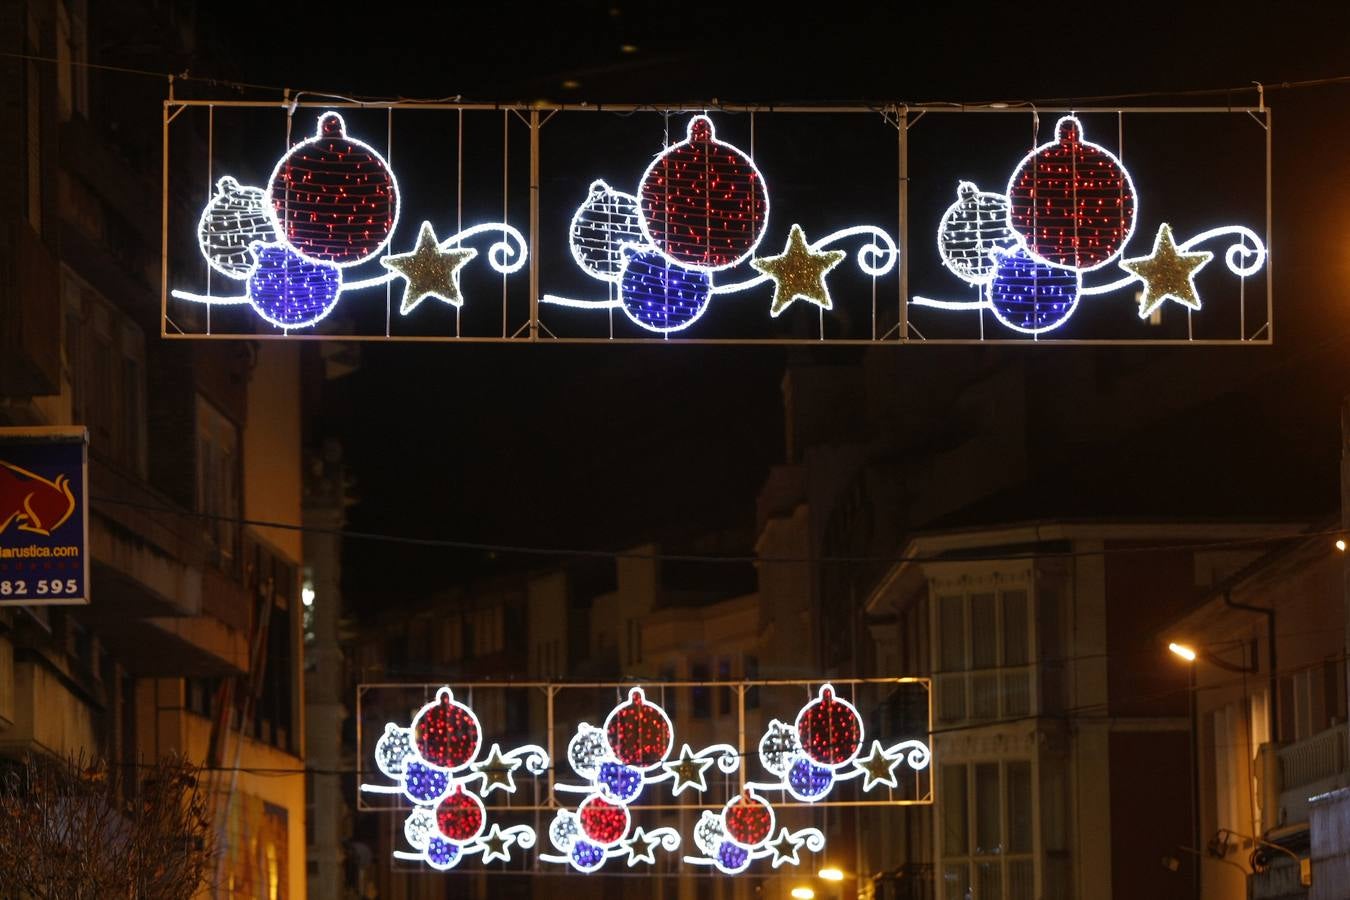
left=1279, top=723, right=1348, bottom=793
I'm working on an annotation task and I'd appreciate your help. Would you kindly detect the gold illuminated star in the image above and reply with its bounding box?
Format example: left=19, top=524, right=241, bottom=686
left=472, top=744, right=522, bottom=796
left=854, top=740, right=902, bottom=791
left=480, top=823, right=514, bottom=863
left=1119, top=223, right=1213, bottom=319
left=663, top=744, right=714, bottom=795
left=381, top=220, right=479, bottom=315
left=752, top=224, right=847, bottom=317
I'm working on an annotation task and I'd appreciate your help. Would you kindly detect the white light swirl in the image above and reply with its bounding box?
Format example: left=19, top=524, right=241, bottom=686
left=886, top=739, right=932, bottom=771
left=505, top=744, right=550, bottom=776
left=1080, top=225, right=1267, bottom=296
left=711, top=225, right=898, bottom=296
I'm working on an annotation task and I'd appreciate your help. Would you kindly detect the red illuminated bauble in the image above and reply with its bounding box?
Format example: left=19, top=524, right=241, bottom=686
left=435, top=786, right=485, bottom=843
left=604, top=687, right=673, bottom=770
left=638, top=115, right=769, bottom=272
left=723, top=790, right=774, bottom=848
left=578, top=794, right=630, bottom=847
left=1006, top=115, right=1136, bottom=272
left=412, top=687, right=481, bottom=770
left=268, top=111, right=400, bottom=267
left=795, top=684, right=863, bottom=766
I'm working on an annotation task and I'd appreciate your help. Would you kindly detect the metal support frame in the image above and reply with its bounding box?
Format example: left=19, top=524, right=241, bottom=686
left=355, top=676, right=932, bottom=813
left=162, top=98, right=1273, bottom=346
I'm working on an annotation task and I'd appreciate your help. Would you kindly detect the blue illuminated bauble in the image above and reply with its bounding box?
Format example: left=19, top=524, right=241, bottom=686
left=717, top=841, right=750, bottom=872
left=619, top=248, right=713, bottom=334
left=986, top=249, right=1081, bottom=335
left=246, top=242, right=343, bottom=329
left=571, top=839, right=607, bottom=872
left=788, top=757, right=834, bottom=800
left=425, top=836, right=460, bottom=871
left=402, top=761, right=450, bottom=804
left=598, top=761, right=643, bottom=804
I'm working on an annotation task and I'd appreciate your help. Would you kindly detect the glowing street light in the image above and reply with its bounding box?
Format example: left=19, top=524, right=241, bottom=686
left=1168, top=642, right=1197, bottom=662
left=819, top=867, right=845, bottom=882
left=791, top=888, right=816, bottom=900
left=1337, top=538, right=1346, bottom=552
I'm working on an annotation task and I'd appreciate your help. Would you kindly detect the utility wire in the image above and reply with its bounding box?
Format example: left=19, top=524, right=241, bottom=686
left=92, top=494, right=1339, bottom=567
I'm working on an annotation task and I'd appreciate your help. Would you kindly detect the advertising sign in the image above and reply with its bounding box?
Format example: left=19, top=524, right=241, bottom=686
left=0, top=427, right=89, bottom=605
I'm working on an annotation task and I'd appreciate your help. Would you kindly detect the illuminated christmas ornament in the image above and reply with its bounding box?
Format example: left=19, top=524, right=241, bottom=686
left=571, top=840, right=607, bottom=872
left=569, top=180, right=648, bottom=280
left=402, top=761, right=450, bottom=804
left=605, top=687, right=674, bottom=769
left=268, top=111, right=400, bottom=266
left=638, top=115, right=769, bottom=271
left=758, top=720, right=800, bottom=775
left=579, top=794, right=631, bottom=846
left=751, top=224, right=847, bottom=317
left=1007, top=115, right=1136, bottom=271
left=436, top=785, right=486, bottom=843
left=403, top=807, right=437, bottom=850
left=854, top=741, right=903, bottom=791
left=598, top=761, right=644, bottom=804
left=425, top=836, right=461, bottom=871
left=795, top=685, right=863, bottom=767
left=1119, top=223, right=1213, bottom=319
left=413, top=687, right=481, bottom=770
left=723, top=790, right=774, bottom=848
left=693, top=811, right=727, bottom=856
left=197, top=176, right=275, bottom=279
left=664, top=744, right=716, bottom=795
left=549, top=811, right=582, bottom=852
left=381, top=221, right=479, bottom=315
left=619, top=247, right=713, bottom=334
left=718, top=842, right=751, bottom=872
left=986, top=249, right=1081, bottom=335
left=937, top=181, right=1019, bottom=285
left=567, top=724, right=608, bottom=777
left=374, top=724, right=415, bottom=778
left=787, top=757, right=834, bottom=801
left=245, top=243, right=343, bottom=329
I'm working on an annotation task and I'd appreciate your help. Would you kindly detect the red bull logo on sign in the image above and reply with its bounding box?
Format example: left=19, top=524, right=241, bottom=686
left=0, top=428, right=89, bottom=606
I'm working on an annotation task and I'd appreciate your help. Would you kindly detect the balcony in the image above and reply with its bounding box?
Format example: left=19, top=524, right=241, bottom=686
left=1276, top=723, right=1349, bottom=827
left=76, top=459, right=250, bottom=676
left=0, top=217, right=61, bottom=397
left=936, top=664, right=1036, bottom=725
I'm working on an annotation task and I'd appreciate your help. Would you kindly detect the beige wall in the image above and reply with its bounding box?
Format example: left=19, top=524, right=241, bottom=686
left=243, top=343, right=302, bottom=564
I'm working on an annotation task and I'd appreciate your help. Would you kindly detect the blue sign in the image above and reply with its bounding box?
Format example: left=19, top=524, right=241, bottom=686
left=0, top=428, right=89, bottom=605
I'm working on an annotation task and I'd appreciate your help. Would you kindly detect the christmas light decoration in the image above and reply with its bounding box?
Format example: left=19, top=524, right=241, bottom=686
left=578, top=793, right=630, bottom=846
left=1007, top=115, right=1136, bottom=272
left=1119, top=223, right=1213, bottom=318
left=245, top=243, right=344, bottom=329
left=197, top=176, right=275, bottom=279
left=173, top=112, right=526, bottom=331
left=664, top=744, right=716, bottom=795
left=937, top=182, right=1018, bottom=285
left=381, top=221, right=479, bottom=315
left=684, top=792, right=825, bottom=874
left=854, top=740, right=904, bottom=791
left=268, top=112, right=400, bottom=267
left=618, top=248, right=714, bottom=333
left=638, top=115, right=769, bottom=271
left=569, top=180, right=648, bottom=280
left=752, top=224, right=848, bottom=317
left=796, top=684, right=864, bottom=766
left=986, top=248, right=1082, bottom=335
left=605, top=687, right=674, bottom=769
left=362, top=685, right=548, bottom=872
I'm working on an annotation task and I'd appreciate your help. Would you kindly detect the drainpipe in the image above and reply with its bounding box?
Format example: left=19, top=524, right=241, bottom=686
left=1223, top=590, right=1277, bottom=743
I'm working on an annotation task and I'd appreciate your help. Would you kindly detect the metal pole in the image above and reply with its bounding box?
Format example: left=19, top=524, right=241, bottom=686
left=898, top=107, right=909, bottom=343
left=529, top=109, right=541, bottom=341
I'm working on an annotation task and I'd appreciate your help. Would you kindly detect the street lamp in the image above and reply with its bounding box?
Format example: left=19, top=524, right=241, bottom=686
left=791, top=888, right=816, bottom=900
left=1168, top=642, right=1197, bottom=662
left=818, top=866, right=844, bottom=882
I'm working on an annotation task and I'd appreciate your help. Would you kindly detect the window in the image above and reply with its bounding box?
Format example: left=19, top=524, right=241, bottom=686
left=626, top=618, right=641, bottom=666
left=659, top=664, right=679, bottom=720
left=935, top=586, right=1033, bottom=724
left=744, top=655, right=759, bottom=709
left=691, top=662, right=711, bottom=719
left=197, top=396, right=241, bottom=568
left=66, top=273, right=147, bottom=477
left=941, top=761, right=1036, bottom=900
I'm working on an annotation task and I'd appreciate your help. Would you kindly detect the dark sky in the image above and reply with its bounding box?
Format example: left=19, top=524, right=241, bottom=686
left=173, top=3, right=1350, bottom=603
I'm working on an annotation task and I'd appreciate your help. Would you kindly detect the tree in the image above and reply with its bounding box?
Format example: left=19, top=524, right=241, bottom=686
left=0, top=753, right=215, bottom=899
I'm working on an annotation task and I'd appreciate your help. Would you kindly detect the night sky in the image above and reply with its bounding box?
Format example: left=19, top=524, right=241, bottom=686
left=173, top=3, right=1350, bottom=605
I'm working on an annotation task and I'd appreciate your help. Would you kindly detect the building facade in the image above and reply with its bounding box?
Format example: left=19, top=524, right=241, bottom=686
left=1, top=2, right=307, bottom=895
